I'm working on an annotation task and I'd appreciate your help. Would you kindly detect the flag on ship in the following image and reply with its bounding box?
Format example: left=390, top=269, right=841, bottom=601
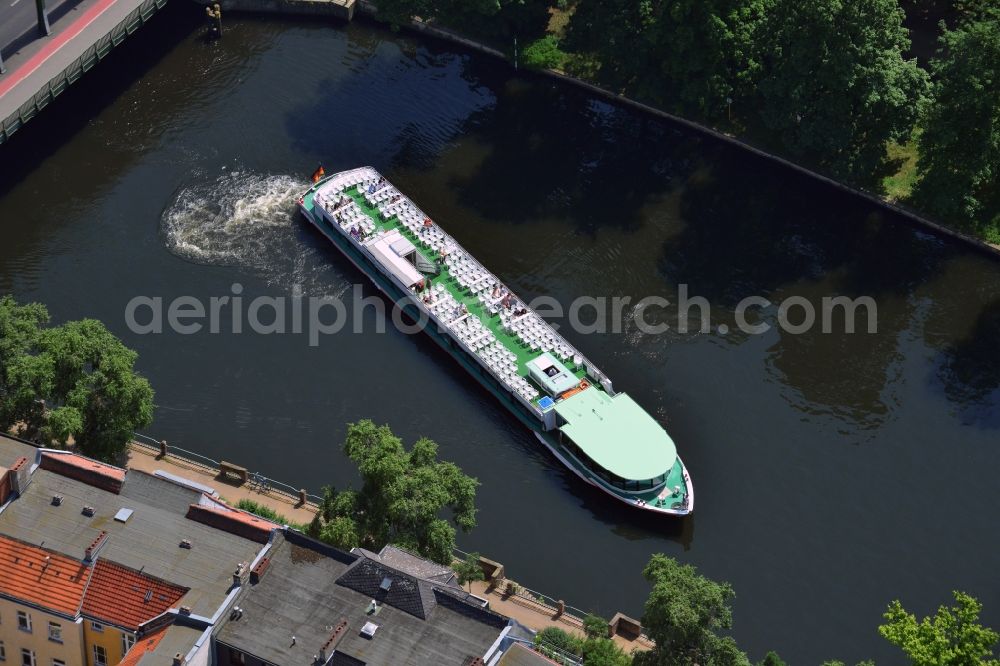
left=311, top=164, right=325, bottom=183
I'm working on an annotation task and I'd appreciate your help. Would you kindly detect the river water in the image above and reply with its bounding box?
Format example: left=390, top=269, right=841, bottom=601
left=1, top=8, right=997, bottom=663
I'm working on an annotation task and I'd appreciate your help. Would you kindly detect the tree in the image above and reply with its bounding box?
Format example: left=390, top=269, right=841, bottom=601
left=0, top=296, right=154, bottom=462
left=582, top=636, right=632, bottom=666
left=309, top=420, right=478, bottom=564
left=633, top=554, right=749, bottom=666
left=912, top=13, right=1000, bottom=240
left=562, top=0, right=659, bottom=92
left=879, top=591, right=999, bottom=666
left=757, top=652, right=787, bottom=666
left=755, top=0, right=929, bottom=184
left=454, top=552, right=485, bottom=591
left=645, top=0, right=767, bottom=119
left=583, top=613, right=609, bottom=640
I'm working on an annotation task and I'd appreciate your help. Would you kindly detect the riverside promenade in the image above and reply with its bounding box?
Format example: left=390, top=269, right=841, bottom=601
left=124, top=438, right=653, bottom=654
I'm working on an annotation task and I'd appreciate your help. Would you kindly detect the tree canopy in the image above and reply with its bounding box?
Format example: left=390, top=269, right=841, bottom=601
left=879, top=591, right=999, bottom=666
left=309, top=420, right=478, bottom=564
left=912, top=12, right=1000, bottom=241
left=0, top=296, right=154, bottom=461
left=563, top=0, right=765, bottom=119
left=755, top=0, right=929, bottom=183
left=633, top=554, right=749, bottom=666
left=454, top=552, right=486, bottom=591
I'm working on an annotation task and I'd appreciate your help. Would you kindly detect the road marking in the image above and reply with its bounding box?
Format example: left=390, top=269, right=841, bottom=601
left=10, top=0, right=21, bottom=6
left=0, top=0, right=118, bottom=97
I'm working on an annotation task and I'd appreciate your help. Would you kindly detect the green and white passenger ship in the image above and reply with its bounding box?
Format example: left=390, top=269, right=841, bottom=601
left=299, top=167, right=693, bottom=515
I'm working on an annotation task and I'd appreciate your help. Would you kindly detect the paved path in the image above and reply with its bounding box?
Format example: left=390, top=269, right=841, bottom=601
left=465, top=579, right=653, bottom=653
left=126, top=441, right=320, bottom=526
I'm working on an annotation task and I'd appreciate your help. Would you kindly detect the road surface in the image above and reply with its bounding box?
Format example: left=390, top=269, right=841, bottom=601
left=1, top=0, right=76, bottom=62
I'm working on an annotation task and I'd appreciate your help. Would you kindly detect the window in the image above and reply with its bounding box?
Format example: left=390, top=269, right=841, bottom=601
left=0, top=640, right=5, bottom=661
left=16, top=612, right=30, bottom=633
left=52, top=661, right=65, bottom=666
left=20, top=650, right=35, bottom=666
left=47, top=622, right=62, bottom=643
left=92, top=646, right=107, bottom=666
left=121, top=633, right=136, bottom=657
left=89, top=621, right=103, bottom=633
left=226, top=648, right=245, bottom=665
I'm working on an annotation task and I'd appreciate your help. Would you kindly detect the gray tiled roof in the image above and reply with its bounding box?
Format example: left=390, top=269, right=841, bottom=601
left=215, top=531, right=508, bottom=666
left=336, top=557, right=437, bottom=620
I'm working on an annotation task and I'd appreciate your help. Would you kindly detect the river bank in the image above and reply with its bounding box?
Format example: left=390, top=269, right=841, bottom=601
left=184, top=0, right=1000, bottom=257
left=126, top=437, right=653, bottom=653
left=1, top=12, right=997, bottom=661
left=358, top=5, right=1000, bottom=259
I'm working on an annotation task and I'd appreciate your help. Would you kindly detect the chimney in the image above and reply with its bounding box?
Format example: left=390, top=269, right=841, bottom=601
left=51, top=494, right=63, bottom=506
left=179, top=539, right=192, bottom=549
left=82, top=506, right=96, bottom=517
left=84, top=531, right=108, bottom=562
left=178, top=606, right=192, bottom=616
left=172, top=653, right=186, bottom=666
left=250, top=557, right=270, bottom=584
left=9, top=457, right=30, bottom=496
left=317, top=619, right=348, bottom=664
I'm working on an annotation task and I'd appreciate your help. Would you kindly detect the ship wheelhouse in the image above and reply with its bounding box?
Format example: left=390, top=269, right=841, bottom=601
left=550, top=386, right=677, bottom=494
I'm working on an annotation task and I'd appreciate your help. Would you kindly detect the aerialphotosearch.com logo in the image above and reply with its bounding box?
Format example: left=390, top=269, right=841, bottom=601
left=124, top=283, right=878, bottom=347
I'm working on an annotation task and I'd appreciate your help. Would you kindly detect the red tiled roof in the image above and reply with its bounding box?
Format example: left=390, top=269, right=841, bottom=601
left=185, top=504, right=277, bottom=543
left=119, top=625, right=170, bottom=666
left=82, top=559, right=188, bottom=631
left=40, top=452, right=125, bottom=493
left=0, top=534, right=91, bottom=615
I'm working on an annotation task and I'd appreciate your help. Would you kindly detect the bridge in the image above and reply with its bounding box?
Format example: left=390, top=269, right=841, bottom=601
left=0, top=0, right=168, bottom=145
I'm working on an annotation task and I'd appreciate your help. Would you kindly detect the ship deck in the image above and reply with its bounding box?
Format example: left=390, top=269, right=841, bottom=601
left=303, top=168, right=606, bottom=411
left=302, top=167, right=691, bottom=514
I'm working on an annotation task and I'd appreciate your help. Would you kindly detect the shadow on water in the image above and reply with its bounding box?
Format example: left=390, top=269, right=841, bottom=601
left=283, top=26, right=488, bottom=174
left=443, top=65, right=697, bottom=235
left=934, top=297, right=1000, bottom=427
left=656, top=150, right=968, bottom=429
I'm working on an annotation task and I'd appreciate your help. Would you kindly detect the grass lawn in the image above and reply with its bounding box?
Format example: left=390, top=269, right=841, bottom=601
left=883, top=133, right=921, bottom=202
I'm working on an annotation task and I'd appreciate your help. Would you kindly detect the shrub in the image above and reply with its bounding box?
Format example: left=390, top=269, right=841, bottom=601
left=522, top=35, right=566, bottom=70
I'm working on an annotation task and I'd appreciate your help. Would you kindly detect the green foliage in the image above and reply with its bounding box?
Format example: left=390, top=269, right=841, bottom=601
left=879, top=591, right=999, bottom=666
left=0, top=295, right=154, bottom=462
left=755, top=0, right=929, bottom=184
left=582, top=637, right=632, bottom=666
left=534, top=627, right=583, bottom=664
left=645, top=0, right=767, bottom=118
left=311, top=420, right=478, bottom=564
left=564, top=0, right=765, bottom=119
left=633, top=554, right=749, bottom=666
left=756, top=652, right=787, bottom=666
left=235, top=499, right=306, bottom=530
left=912, top=13, right=1000, bottom=238
left=453, top=552, right=486, bottom=591
left=583, top=613, right=609, bottom=640
left=522, top=35, right=566, bottom=70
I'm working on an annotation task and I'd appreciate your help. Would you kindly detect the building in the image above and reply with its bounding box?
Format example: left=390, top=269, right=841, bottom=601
left=0, top=434, right=544, bottom=665
left=214, top=531, right=523, bottom=665
left=0, top=435, right=274, bottom=666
